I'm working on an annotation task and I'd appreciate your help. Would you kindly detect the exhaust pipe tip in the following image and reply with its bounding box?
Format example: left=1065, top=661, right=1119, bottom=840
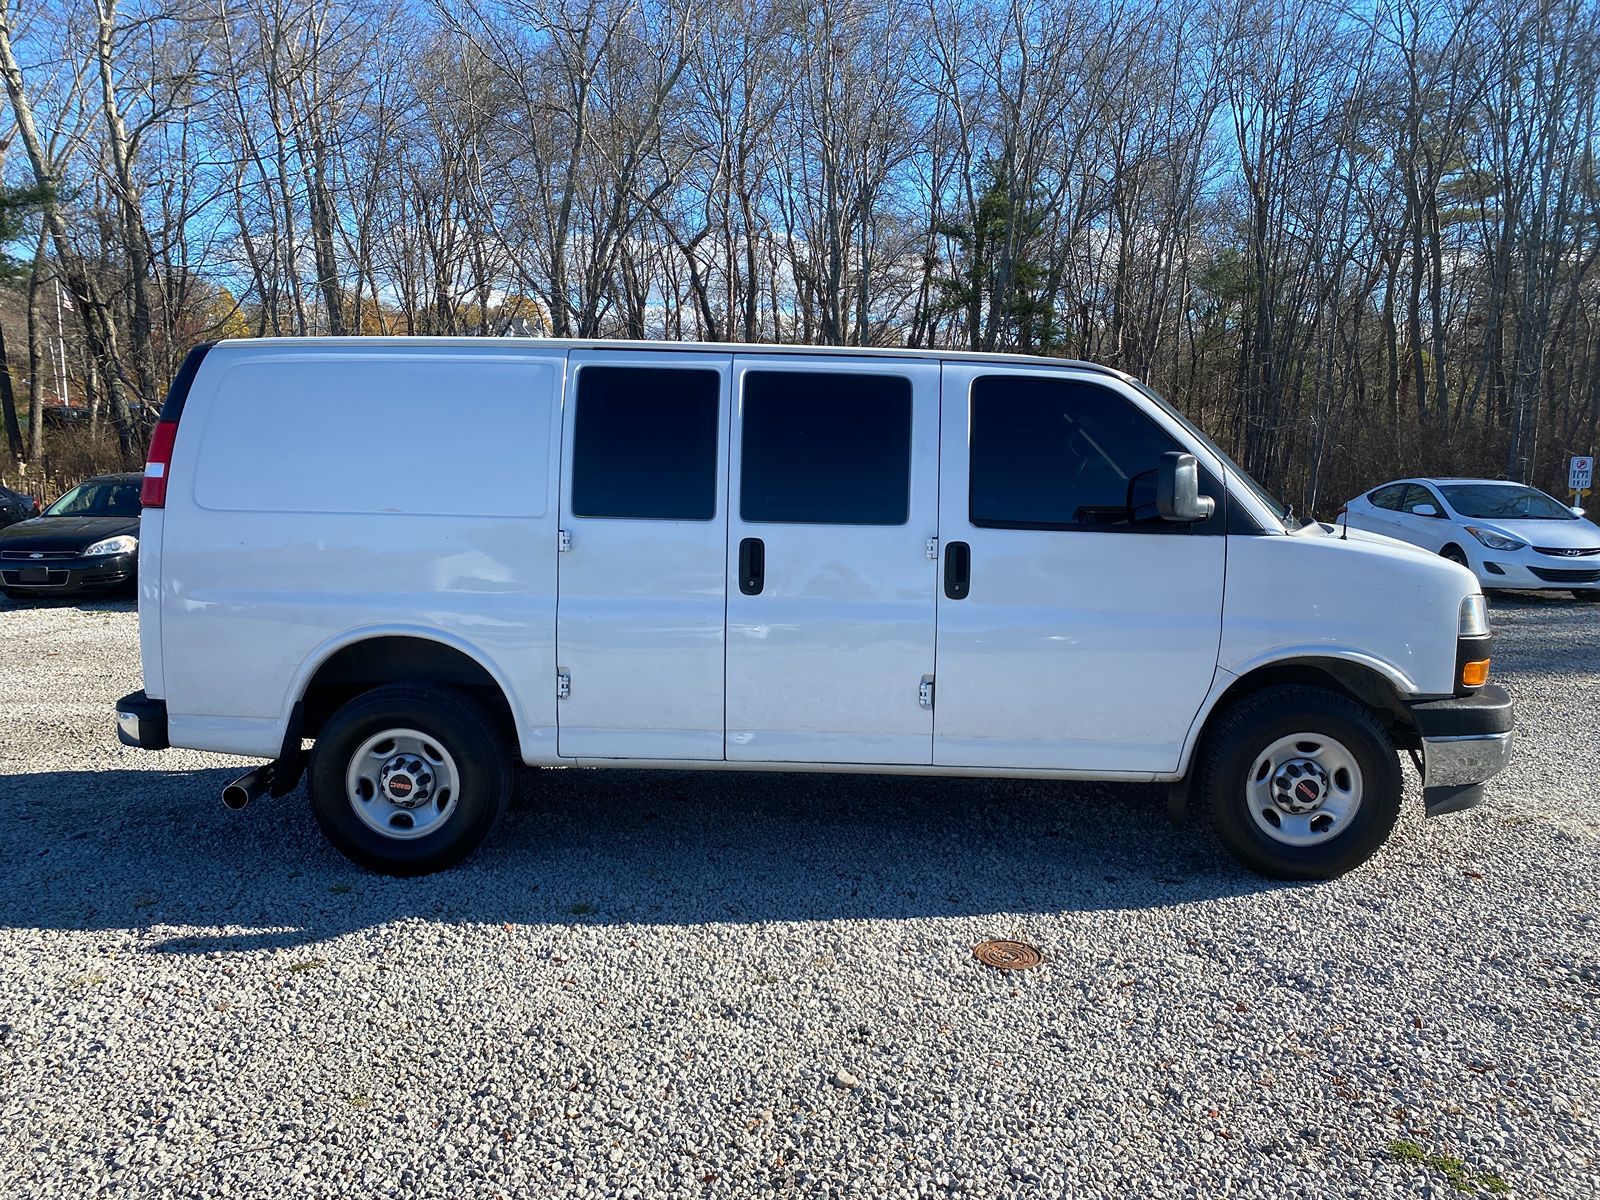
left=222, top=765, right=273, bottom=811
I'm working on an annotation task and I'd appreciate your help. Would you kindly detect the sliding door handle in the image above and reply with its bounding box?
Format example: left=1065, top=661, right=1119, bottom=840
left=738, top=537, right=765, bottom=595
left=944, top=541, right=970, bottom=600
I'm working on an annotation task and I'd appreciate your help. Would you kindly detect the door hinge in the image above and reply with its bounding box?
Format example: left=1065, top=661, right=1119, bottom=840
left=925, top=536, right=939, bottom=560
left=557, top=529, right=572, bottom=553
left=919, top=675, right=935, bottom=709
left=557, top=670, right=571, bottom=699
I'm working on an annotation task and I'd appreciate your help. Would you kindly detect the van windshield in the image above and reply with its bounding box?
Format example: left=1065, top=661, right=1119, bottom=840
left=1130, top=381, right=1297, bottom=530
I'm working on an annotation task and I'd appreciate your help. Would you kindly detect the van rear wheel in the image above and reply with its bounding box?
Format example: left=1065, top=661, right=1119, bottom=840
left=308, top=684, right=510, bottom=875
left=1194, top=685, right=1402, bottom=880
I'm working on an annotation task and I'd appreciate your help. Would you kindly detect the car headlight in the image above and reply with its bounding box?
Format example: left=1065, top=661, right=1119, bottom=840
left=83, top=535, right=137, bottom=557
left=1458, top=594, right=1489, bottom=637
left=1464, top=526, right=1525, bottom=551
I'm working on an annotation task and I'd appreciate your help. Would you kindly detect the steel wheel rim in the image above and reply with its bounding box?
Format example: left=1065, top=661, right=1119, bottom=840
left=1245, top=731, right=1363, bottom=847
left=345, top=727, right=460, bottom=841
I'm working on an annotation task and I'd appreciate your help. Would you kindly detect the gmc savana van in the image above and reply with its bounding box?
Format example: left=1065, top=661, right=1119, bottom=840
left=116, top=339, right=1514, bottom=879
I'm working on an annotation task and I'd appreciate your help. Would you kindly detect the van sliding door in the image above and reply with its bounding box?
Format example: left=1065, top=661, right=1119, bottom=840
left=724, top=356, right=940, bottom=764
left=554, top=350, right=732, bottom=759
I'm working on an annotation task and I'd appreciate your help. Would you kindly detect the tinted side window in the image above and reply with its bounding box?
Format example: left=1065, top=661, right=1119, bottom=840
left=1368, top=484, right=1406, bottom=511
left=968, top=375, right=1198, bottom=530
left=740, top=371, right=911, bottom=525
left=1401, top=485, right=1442, bottom=515
left=572, top=367, right=720, bottom=520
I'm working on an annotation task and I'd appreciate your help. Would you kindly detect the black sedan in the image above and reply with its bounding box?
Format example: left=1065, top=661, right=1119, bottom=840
left=0, top=473, right=141, bottom=599
left=0, top=483, right=39, bottom=528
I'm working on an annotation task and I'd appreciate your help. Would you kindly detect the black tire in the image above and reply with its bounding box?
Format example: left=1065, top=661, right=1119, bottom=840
left=1572, top=590, right=1600, bottom=603
left=1440, top=545, right=1469, bottom=568
left=1194, top=684, right=1402, bottom=880
left=308, top=683, right=510, bottom=876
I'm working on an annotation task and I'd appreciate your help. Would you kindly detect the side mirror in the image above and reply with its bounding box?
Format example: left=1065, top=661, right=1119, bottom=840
left=1157, top=451, right=1216, bottom=523
left=1412, top=503, right=1439, bottom=517
left=1572, top=506, right=1587, bottom=518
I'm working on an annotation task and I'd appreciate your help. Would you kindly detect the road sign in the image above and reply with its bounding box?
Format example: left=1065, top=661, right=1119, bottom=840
left=1572, top=456, right=1594, bottom=492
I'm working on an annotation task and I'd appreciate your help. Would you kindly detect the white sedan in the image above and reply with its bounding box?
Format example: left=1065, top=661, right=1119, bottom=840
left=1342, top=477, right=1600, bottom=600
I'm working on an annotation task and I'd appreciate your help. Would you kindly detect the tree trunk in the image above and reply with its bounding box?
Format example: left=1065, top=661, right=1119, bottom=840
left=26, top=234, right=44, bottom=465
left=0, top=4, right=141, bottom=466
left=94, top=0, right=159, bottom=408
left=0, top=316, right=22, bottom=464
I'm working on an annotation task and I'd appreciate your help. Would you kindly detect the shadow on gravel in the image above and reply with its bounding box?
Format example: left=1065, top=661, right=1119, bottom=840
left=0, top=762, right=1287, bottom=952
left=1486, top=591, right=1600, bottom=612
left=0, top=593, right=136, bottom=614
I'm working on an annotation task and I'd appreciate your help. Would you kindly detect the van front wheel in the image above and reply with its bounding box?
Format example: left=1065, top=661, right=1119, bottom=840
left=1195, top=685, right=1402, bottom=880
left=308, top=684, right=510, bottom=875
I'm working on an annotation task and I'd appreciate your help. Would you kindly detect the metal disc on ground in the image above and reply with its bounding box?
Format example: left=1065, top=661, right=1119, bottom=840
left=972, top=939, right=1042, bottom=971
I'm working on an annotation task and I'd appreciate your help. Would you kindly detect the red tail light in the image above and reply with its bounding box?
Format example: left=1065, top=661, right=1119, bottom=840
left=141, top=420, right=178, bottom=507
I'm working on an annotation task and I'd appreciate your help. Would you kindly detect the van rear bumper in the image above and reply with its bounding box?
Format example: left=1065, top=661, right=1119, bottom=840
left=116, top=690, right=169, bottom=750
left=1406, top=684, right=1514, bottom=815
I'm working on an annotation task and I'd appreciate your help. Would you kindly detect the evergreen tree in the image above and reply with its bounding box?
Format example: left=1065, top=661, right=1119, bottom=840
left=934, top=158, right=1059, bottom=353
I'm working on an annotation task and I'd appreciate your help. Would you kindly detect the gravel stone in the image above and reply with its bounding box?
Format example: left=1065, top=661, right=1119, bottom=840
left=0, top=591, right=1597, bottom=1197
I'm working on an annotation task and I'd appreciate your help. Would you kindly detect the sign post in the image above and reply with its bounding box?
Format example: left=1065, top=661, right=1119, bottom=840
left=1572, top=455, right=1594, bottom=509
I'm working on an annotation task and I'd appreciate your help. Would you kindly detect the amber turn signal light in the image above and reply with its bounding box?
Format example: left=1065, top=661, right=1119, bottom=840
left=1461, top=659, right=1490, bottom=688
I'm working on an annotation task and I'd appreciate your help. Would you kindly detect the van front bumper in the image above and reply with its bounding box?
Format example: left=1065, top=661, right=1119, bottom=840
left=1407, top=684, right=1515, bottom=815
left=116, top=690, right=169, bottom=750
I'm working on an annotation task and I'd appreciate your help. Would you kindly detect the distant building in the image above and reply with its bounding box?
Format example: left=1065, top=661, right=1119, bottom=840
left=499, top=316, right=541, bottom=338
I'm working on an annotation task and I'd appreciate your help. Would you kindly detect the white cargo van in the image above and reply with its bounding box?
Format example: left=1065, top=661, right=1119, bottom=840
left=116, top=339, right=1514, bottom=879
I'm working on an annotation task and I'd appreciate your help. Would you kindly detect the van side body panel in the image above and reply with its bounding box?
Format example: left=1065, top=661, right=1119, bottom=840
left=136, top=507, right=167, bottom=699
left=1219, top=530, right=1466, bottom=700
left=158, top=343, right=564, bottom=759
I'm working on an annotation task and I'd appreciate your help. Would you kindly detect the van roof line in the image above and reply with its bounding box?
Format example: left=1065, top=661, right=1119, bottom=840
left=207, top=336, right=1132, bottom=380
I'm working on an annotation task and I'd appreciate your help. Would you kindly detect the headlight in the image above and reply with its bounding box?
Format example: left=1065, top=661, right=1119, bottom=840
left=1458, top=594, right=1489, bottom=637
left=1464, top=526, right=1525, bottom=551
left=83, top=535, right=137, bottom=557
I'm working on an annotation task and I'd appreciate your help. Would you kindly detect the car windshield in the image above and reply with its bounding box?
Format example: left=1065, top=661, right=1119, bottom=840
left=44, top=480, right=140, bottom=518
left=1439, top=484, right=1574, bottom=521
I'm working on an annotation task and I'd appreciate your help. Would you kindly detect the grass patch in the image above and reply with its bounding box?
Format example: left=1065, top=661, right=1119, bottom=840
left=329, top=884, right=352, bottom=895
left=133, top=896, right=157, bottom=910
left=1387, top=1140, right=1510, bottom=1194
left=568, top=902, right=595, bottom=916
left=288, top=958, right=326, bottom=974
left=69, top=973, right=106, bottom=987
left=346, top=1093, right=373, bottom=1110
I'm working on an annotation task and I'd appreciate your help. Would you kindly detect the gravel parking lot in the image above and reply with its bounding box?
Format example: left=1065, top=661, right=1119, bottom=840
left=1, top=593, right=1597, bottom=1198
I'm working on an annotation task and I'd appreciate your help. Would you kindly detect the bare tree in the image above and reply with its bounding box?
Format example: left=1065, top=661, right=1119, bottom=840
left=1, top=0, right=1597, bottom=499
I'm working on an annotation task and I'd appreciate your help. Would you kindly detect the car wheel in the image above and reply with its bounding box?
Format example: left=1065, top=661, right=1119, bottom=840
left=308, top=683, right=510, bottom=876
left=1573, top=590, right=1600, bottom=603
left=1194, top=684, right=1403, bottom=880
left=1440, top=545, right=1469, bottom=568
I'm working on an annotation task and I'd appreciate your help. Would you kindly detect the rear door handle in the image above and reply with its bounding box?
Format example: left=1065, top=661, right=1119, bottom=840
left=738, top=537, right=765, bottom=595
left=944, top=541, right=970, bottom=600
